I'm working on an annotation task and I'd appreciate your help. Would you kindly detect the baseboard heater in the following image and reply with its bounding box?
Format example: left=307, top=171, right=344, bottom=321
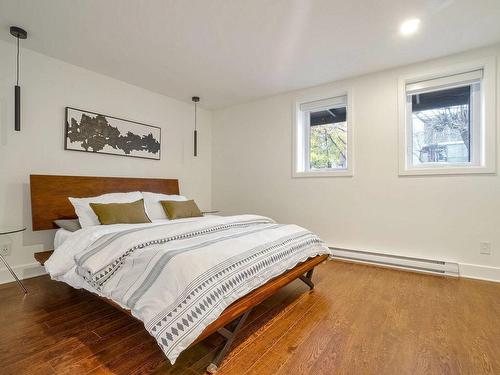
left=330, top=247, right=459, bottom=277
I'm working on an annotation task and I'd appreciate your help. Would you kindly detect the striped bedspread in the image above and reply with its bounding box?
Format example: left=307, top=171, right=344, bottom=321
left=46, top=215, right=331, bottom=363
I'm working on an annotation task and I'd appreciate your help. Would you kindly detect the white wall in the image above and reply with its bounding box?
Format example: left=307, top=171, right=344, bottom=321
left=212, top=44, right=500, bottom=282
left=0, top=39, right=212, bottom=283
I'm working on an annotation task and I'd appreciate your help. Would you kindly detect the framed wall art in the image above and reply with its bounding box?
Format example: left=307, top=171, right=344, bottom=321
left=65, top=107, right=161, bottom=160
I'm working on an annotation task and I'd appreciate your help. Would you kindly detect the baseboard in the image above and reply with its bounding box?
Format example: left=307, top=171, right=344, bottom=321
left=0, top=261, right=47, bottom=285
left=458, top=263, right=500, bottom=283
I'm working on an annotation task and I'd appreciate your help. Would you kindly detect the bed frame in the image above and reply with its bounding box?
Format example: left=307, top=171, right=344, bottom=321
left=30, top=174, right=328, bottom=373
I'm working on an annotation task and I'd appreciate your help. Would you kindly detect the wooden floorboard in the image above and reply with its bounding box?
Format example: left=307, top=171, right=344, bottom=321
left=0, top=261, right=499, bottom=374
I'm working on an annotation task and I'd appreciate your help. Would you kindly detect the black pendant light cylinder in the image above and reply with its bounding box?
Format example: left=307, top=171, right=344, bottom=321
left=194, top=130, right=198, bottom=157
left=192, top=96, right=200, bottom=157
left=14, top=85, right=21, bottom=131
left=10, top=26, right=27, bottom=132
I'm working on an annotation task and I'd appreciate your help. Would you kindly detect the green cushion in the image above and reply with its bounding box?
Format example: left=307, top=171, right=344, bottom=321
left=89, top=199, right=151, bottom=225
left=160, top=200, right=202, bottom=220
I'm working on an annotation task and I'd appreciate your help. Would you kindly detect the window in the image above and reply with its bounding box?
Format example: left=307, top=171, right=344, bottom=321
left=399, top=59, right=496, bottom=175
left=293, top=93, right=353, bottom=177
left=409, top=79, right=479, bottom=166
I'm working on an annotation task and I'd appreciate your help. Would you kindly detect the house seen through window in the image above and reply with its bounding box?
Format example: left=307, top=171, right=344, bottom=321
left=410, top=85, right=473, bottom=165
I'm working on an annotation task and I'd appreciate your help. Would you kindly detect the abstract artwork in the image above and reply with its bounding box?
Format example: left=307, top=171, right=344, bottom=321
left=65, top=107, right=161, bottom=160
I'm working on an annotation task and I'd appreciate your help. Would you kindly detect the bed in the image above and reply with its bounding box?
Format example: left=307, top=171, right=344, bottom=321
left=30, top=174, right=331, bottom=373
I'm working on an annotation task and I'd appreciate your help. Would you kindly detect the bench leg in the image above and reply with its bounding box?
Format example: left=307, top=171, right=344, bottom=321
left=206, top=308, right=253, bottom=374
left=299, top=269, right=315, bottom=290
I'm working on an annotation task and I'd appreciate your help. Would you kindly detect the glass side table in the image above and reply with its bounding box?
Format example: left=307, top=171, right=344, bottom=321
left=0, top=227, right=27, bottom=294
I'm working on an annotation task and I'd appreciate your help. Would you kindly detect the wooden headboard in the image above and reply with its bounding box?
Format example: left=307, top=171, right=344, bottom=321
left=30, top=175, right=180, bottom=231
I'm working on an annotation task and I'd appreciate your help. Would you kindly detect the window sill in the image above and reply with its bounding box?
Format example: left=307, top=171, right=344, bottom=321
left=293, top=170, right=353, bottom=178
left=399, top=165, right=496, bottom=176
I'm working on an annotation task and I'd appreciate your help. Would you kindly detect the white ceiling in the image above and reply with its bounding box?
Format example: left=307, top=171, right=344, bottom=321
left=1, top=0, right=499, bottom=109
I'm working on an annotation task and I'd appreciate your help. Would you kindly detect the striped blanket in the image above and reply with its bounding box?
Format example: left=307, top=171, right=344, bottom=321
left=47, top=215, right=331, bottom=363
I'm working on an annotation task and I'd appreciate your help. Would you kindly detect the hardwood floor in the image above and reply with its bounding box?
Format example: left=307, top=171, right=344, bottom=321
left=1, top=260, right=499, bottom=374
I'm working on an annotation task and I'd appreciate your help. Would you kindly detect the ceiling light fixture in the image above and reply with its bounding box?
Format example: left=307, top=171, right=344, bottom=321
left=192, top=96, right=200, bottom=156
left=400, top=18, right=420, bottom=36
left=10, top=26, right=28, bottom=131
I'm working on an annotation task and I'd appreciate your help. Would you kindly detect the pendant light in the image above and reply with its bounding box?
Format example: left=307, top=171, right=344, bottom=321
left=10, top=26, right=28, bottom=132
left=192, top=96, right=200, bottom=156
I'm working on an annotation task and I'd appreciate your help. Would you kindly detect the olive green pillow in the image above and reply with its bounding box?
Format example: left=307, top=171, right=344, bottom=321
left=160, top=199, right=202, bottom=220
left=89, top=199, right=151, bottom=225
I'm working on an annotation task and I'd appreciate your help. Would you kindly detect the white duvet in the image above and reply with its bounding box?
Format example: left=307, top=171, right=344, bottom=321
left=45, top=214, right=331, bottom=363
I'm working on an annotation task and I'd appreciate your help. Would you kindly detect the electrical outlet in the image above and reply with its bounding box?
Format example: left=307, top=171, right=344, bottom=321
left=480, top=242, right=491, bottom=255
left=0, top=243, right=11, bottom=256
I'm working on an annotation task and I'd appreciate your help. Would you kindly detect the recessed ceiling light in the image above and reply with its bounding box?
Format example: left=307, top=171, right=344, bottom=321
left=400, top=18, right=420, bottom=36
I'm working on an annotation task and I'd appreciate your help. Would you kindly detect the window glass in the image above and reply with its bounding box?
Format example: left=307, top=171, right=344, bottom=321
left=309, top=107, right=347, bottom=169
left=409, top=85, right=472, bottom=165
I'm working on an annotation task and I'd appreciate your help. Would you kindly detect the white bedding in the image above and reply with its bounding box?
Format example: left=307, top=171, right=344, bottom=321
left=48, top=218, right=209, bottom=306
left=54, top=228, right=73, bottom=248
left=45, top=215, right=331, bottom=363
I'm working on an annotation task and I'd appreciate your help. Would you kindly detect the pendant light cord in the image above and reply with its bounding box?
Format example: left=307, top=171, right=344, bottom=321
left=16, top=36, right=20, bottom=86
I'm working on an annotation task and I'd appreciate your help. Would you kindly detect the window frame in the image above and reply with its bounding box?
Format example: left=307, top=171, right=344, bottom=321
left=398, top=58, right=497, bottom=176
left=293, top=89, right=354, bottom=178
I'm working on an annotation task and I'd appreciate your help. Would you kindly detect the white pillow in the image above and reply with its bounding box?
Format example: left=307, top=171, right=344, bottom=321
left=141, top=192, right=187, bottom=220
left=69, top=191, right=142, bottom=228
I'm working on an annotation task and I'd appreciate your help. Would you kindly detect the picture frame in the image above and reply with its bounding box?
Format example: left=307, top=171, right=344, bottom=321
left=64, top=107, right=161, bottom=160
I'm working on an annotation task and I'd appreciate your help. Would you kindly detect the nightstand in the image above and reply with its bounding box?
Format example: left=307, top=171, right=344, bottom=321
left=0, top=226, right=27, bottom=294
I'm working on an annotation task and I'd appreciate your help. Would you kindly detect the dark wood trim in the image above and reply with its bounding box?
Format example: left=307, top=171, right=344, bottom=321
left=29, top=175, right=179, bottom=231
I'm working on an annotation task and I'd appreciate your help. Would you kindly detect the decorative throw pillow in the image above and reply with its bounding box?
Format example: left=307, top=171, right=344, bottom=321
left=69, top=191, right=142, bottom=227
left=89, top=199, right=151, bottom=225
left=53, top=219, right=82, bottom=232
left=160, top=200, right=202, bottom=220
left=141, top=192, right=188, bottom=220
